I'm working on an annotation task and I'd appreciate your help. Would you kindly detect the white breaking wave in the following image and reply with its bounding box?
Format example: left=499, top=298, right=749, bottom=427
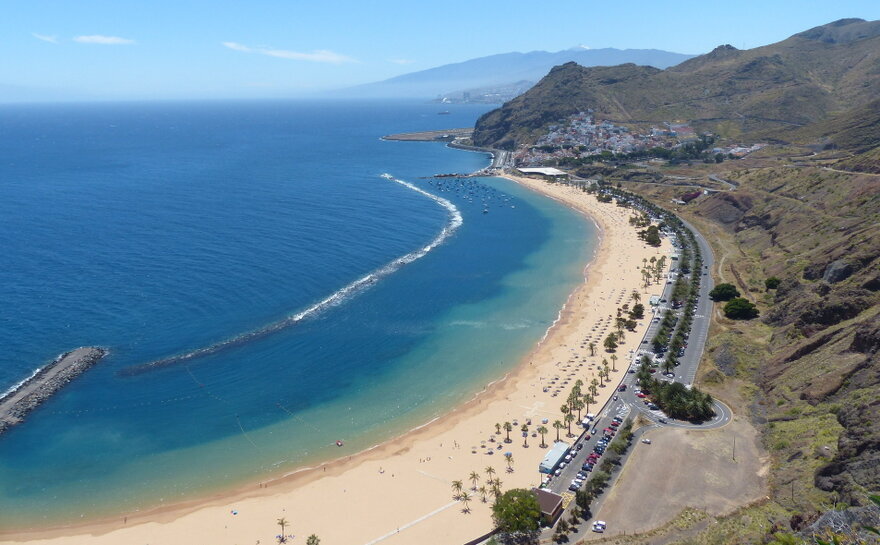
left=122, top=174, right=463, bottom=376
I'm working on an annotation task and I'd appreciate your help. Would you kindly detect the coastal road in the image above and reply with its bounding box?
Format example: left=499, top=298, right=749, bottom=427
left=544, top=213, right=722, bottom=497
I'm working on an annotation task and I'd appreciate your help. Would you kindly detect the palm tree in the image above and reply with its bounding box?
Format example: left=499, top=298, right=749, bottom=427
left=504, top=452, right=514, bottom=473
left=469, top=471, right=480, bottom=491
left=521, top=424, right=529, bottom=447
left=277, top=518, right=289, bottom=543
left=631, top=289, right=641, bottom=304
left=553, top=420, right=564, bottom=441
left=583, top=393, right=595, bottom=414
left=590, top=378, right=599, bottom=397
left=495, top=422, right=501, bottom=435
left=610, top=354, right=618, bottom=372
left=572, top=398, right=585, bottom=421
left=485, top=466, right=496, bottom=481
left=478, top=485, right=488, bottom=503
left=604, top=363, right=611, bottom=382
left=615, top=317, right=626, bottom=337
left=537, top=425, right=548, bottom=448
left=452, top=480, right=463, bottom=499
left=560, top=404, right=569, bottom=420
left=566, top=391, right=578, bottom=414
left=491, top=480, right=503, bottom=499
left=306, top=536, right=321, bottom=545
left=460, top=492, right=472, bottom=513
left=503, top=421, right=513, bottom=443
left=565, top=413, right=575, bottom=437
left=588, top=342, right=596, bottom=356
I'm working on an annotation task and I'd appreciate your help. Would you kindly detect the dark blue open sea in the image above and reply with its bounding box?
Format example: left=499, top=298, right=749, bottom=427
left=0, top=100, right=594, bottom=528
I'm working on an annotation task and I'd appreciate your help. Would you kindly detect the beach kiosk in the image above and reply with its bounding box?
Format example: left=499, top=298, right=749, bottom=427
left=539, top=441, right=571, bottom=474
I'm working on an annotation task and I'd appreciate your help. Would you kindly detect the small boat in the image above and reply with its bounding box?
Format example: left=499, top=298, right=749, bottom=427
left=438, top=111, right=450, bottom=115
left=336, top=440, right=344, bottom=447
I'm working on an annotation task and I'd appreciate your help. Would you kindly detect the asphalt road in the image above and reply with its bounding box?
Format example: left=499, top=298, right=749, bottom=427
left=544, top=216, right=730, bottom=496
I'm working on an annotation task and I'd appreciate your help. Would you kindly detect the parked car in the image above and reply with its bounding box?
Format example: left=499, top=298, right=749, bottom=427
left=642, top=438, right=652, bottom=444
left=618, top=384, right=627, bottom=392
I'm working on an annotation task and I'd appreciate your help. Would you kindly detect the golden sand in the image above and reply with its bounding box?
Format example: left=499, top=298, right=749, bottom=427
left=1, top=174, right=669, bottom=545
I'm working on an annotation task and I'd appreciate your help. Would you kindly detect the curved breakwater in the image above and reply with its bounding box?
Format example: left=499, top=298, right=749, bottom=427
left=120, top=174, right=462, bottom=377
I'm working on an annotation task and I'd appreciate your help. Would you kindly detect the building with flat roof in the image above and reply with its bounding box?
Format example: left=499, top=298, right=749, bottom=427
left=517, top=167, right=569, bottom=179
left=539, top=441, right=570, bottom=474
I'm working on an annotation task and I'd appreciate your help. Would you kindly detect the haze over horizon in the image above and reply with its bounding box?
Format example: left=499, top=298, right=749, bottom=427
left=3, top=0, right=880, bottom=102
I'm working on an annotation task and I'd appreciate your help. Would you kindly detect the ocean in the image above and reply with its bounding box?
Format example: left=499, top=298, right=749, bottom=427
left=0, top=99, right=595, bottom=528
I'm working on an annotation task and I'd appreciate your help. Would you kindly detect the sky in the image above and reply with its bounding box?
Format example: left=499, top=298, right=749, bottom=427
left=2, top=0, right=880, bottom=101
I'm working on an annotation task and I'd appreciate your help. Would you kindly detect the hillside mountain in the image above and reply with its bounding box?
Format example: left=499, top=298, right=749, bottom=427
left=342, top=47, right=694, bottom=99
left=600, top=133, right=880, bottom=540
left=769, top=96, right=880, bottom=173
left=473, top=18, right=880, bottom=148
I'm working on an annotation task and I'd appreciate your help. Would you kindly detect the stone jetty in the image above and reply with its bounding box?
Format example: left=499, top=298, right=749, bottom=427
left=0, top=346, right=106, bottom=434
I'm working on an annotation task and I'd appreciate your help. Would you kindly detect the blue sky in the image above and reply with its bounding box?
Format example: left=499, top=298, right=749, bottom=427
left=3, top=0, right=879, bottom=101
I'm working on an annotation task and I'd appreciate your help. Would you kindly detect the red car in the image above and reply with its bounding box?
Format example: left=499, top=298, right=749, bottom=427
left=636, top=393, right=647, bottom=398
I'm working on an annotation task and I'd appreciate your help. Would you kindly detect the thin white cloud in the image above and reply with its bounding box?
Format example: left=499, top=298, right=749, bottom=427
left=74, top=35, right=135, bottom=45
left=389, top=58, right=415, bottom=65
left=223, top=41, right=354, bottom=64
left=32, top=33, right=59, bottom=44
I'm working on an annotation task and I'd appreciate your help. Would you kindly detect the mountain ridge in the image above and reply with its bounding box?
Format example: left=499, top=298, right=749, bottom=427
left=339, top=47, right=694, bottom=99
left=473, top=18, right=880, bottom=148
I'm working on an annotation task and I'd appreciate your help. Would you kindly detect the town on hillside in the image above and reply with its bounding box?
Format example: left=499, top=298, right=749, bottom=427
left=514, top=111, right=765, bottom=167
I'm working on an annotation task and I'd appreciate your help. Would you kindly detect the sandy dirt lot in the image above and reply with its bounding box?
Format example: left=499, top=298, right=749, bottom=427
left=586, top=415, right=768, bottom=539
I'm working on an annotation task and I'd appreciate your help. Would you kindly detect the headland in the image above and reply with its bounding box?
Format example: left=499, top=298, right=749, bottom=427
left=382, top=128, right=473, bottom=142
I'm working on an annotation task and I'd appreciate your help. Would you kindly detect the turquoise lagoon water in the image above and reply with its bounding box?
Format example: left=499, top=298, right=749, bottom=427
left=0, top=100, right=595, bottom=528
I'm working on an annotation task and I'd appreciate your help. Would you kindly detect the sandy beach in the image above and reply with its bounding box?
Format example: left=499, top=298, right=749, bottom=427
left=1, top=174, right=670, bottom=545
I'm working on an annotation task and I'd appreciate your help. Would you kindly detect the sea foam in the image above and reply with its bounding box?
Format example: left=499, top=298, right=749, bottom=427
left=121, top=174, right=462, bottom=376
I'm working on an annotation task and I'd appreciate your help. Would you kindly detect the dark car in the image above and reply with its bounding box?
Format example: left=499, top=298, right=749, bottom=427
left=618, top=384, right=627, bottom=392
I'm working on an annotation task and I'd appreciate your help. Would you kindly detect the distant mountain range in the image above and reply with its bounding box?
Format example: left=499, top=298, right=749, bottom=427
left=473, top=18, right=880, bottom=148
left=343, top=48, right=695, bottom=101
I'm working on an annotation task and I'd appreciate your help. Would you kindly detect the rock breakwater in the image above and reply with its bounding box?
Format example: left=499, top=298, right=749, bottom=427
left=0, top=346, right=106, bottom=434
